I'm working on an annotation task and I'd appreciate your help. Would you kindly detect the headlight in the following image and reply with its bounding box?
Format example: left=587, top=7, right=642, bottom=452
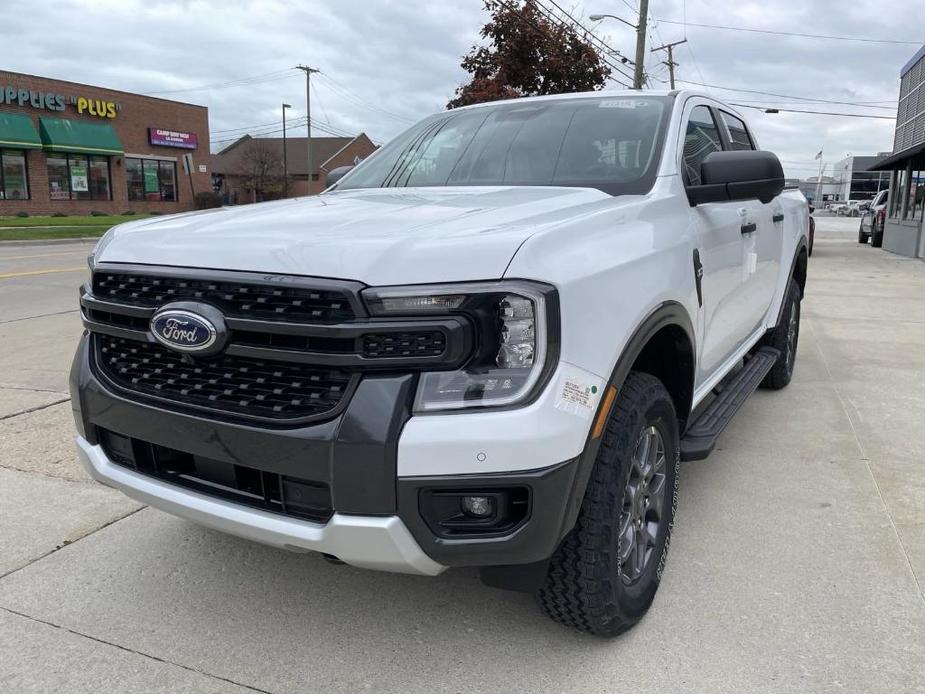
left=85, top=252, right=96, bottom=289
left=363, top=281, right=558, bottom=412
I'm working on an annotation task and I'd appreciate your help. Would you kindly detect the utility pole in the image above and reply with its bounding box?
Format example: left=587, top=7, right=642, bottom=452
left=295, top=65, right=319, bottom=192
left=281, top=103, right=291, bottom=197
left=650, top=38, right=686, bottom=89
left=814, top=159, right=826, bottom=208
left=633, top=0, right=649, bottom=89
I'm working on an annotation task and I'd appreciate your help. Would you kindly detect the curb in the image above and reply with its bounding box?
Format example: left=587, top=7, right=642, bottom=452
left=0, top=237, right=99, bottom=247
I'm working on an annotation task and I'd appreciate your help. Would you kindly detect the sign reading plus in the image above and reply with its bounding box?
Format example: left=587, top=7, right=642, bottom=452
left=149, top=128, right=198, bottom=149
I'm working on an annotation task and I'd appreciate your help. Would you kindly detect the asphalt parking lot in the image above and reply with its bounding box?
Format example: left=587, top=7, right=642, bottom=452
left=1, top=217, right=923, bottom=693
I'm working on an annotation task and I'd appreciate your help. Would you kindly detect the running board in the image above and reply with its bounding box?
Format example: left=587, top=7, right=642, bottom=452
left=680, top=347, right=780, bottom=461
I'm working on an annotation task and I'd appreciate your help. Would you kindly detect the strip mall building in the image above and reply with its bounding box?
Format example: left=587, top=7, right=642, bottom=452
left=0, top=70, right=211, bottom=215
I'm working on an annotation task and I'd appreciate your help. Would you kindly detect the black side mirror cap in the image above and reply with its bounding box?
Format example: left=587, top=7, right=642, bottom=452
left=326, top=165, right=354, bottom=188
left=687, top=150, right=785, bottom=206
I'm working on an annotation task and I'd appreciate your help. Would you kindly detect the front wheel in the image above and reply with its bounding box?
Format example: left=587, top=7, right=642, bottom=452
left=760, top=280, right=801, bottom=390
left=537, top=372, right=679, bottom=637
left=871, top=228, right=884, bottom=248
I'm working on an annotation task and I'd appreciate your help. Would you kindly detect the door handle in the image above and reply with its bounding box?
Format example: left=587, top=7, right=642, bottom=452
left=772, top=213, right=785, bottom=223
left=740, top=222, right=757, bottom=234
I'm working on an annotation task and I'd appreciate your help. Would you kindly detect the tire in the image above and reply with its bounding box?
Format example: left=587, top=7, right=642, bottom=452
left=871, top=229, right=884, bottom=248
left=759, top=280, right=801, bottom=390
left=537, top=372, right=680, bottom=637
left=858, top=223, right=870, bottom=244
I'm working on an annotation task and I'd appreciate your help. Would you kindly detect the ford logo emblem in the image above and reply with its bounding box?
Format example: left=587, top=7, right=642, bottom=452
left=150, top=306, right=222, bottom=353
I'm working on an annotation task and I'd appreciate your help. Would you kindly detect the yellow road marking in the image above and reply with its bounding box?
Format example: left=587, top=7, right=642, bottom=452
left=0, top=250, right=92, bottom=261
left=0, top=266, right=85, bottom=279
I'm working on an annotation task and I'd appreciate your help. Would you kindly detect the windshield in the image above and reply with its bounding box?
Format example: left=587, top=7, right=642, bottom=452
left=336, top=95, right=672, bottom=196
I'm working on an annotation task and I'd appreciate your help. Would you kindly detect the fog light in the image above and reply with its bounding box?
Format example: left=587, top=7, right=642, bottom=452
left=461, top=495, right=493, bottom=518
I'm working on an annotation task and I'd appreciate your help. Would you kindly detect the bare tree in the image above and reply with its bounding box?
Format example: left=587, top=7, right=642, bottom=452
left=237, top=139, right=285, bottom=201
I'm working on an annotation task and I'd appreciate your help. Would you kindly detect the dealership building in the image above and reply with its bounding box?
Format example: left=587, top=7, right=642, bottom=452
left=0, top=70, right=211, bottom=216
left=871, top=44, right=925, bottom=258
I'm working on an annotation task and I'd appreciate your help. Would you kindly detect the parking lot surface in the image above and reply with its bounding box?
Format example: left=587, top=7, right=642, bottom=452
left=1, top=218, right=923, bottom=693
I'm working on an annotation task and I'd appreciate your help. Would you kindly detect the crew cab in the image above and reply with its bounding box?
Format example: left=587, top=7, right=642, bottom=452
left=71, top=90, right=809, bottom=637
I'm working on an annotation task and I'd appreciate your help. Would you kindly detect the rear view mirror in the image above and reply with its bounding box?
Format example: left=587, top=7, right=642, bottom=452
left=687, top=150, right=785, bottom=206
left=326, top=165, right=354, bottom=188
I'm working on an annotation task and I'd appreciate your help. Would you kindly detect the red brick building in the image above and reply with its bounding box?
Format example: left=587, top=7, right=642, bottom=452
left=0, top=70, right=211, bottom=216
left=210, top=133, right=377, bottom=203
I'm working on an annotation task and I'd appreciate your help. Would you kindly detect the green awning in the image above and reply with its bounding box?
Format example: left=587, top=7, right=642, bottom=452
left=38, top=117, right=123, bottom=156
left=0, top=112, right=42, bottom=149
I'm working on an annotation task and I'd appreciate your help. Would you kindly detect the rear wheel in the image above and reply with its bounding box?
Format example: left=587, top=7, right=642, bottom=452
left=871, top=228, right=884, bottom=248
left=858, top=222, right=870, bottom=244
left=759, top=280, right=801, bottom=390
left=537, top=372, right=679, bottom=637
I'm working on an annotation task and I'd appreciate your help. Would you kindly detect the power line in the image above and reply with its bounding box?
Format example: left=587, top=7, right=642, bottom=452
left=654, top=18, right=923, bottom=45
left=315, top=73, right=413, bottom=123
left=532, top=0, right=635, bottom=85
left=676, top=79, right=897, bottom=109
left=730, top=103, right=896, bottom=119
left=147, top=69, right=299, bottom=95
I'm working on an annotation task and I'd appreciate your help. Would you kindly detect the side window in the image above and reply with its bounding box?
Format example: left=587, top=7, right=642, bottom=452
left=720, top=111, right=755, bottom=151
left=683, top=105, right=723, bottom=186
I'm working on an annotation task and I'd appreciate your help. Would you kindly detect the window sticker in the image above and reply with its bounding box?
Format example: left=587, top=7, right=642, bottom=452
left=599, top=99, right=648, bottom=109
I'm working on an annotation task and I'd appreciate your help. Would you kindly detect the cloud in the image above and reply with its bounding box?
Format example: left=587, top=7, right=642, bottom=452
left=2, top=0, right=916, bottom=178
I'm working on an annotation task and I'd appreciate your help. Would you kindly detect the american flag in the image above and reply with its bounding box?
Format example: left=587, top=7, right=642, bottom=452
left=814, top=149, right=823, bottom=160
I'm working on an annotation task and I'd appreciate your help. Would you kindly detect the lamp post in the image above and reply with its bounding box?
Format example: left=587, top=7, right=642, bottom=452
left=590, top=3, right=648, bottom=90
left=281, top=103, right=291, bottom=197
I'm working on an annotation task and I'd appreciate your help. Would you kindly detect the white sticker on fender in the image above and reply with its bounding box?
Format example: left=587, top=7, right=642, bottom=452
left=554, top=364, right=605, bottom=420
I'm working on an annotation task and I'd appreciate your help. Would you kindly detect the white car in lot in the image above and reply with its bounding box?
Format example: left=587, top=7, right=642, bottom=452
left=72, top=90, right=809, bottom=636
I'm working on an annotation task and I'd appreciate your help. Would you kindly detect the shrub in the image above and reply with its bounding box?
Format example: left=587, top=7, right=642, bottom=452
left=51, top=212, right=68, bottom=218
left=121, top=211, right=136, bottom=216
left=148, top=211, right=164, bottom=216
left=90, top=210, right=107, bottom=217
left=194, top=191, right=223, bottom=210
left=15, top=211, right=28, bottom=218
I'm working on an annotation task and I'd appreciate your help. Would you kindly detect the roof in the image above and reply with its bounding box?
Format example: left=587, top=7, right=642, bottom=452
left=211, top=134, right=363, bottom=175
left=869, top=140, right=925, bottom=171
left=901, top=43, right=925, bottom=77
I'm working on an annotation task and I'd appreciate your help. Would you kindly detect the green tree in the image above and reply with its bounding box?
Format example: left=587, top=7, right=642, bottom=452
left=449, top=0, right=612, bottom=109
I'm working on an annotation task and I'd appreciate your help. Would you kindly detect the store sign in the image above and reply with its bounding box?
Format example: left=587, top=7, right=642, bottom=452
left=149, top=127, right=198, bottom=149
left=70, top=164, right=89, bottom=192
left=0, top=85, right=120, bottom=119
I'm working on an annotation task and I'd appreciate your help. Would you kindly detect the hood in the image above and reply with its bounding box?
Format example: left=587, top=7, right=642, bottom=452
left=95, top=186, right=612, bottom=285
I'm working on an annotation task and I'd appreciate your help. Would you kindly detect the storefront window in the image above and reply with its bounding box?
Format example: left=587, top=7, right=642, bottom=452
left=127, top=157, right=177, bottom=202
left=0, top=150, right=29, bottom=200
left=126, top=158, right=144, bottom=201
left=47, top=153, right=111, bottom=201
left=47, top=156, right=70, bottom=201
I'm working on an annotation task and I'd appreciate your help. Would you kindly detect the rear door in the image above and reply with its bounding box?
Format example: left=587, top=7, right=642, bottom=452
left=717, top=109, right=782, bottom=332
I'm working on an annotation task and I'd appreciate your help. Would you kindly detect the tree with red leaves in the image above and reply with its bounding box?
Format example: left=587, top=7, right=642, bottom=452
left=448, top=0, right=613, bottom=109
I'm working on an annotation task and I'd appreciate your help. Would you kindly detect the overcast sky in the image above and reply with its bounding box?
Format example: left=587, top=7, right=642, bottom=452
left=4, top=0, right=921, bottom=180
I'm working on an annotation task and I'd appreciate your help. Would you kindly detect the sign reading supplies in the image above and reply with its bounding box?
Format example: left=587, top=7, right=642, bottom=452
left=149, top=127, right=198, bottom=149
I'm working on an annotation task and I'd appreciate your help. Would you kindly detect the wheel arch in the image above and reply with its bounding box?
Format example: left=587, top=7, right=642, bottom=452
left=559, top=301, right=696, bottom=538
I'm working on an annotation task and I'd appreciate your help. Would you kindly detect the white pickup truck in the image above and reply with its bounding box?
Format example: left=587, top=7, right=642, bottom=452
left=72, top=90, right=809, bottom=637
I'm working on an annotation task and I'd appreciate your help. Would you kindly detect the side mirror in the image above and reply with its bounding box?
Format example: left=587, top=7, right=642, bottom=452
left=326, top=165, right=354, bottom=188
left=687, top=150, right=785, bottom=206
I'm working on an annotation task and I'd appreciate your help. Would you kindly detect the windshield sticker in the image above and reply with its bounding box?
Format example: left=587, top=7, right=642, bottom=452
left=599, top=100, right=647, bottom=109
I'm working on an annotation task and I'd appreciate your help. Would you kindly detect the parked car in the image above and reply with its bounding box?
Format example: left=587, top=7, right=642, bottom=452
left=808, top=204, right=815, bottom=256
left=73, top=91, right=810, bottom=637
left=836, top=200, right=866, bottom=217
left=859, top=189, right=889, bottom=247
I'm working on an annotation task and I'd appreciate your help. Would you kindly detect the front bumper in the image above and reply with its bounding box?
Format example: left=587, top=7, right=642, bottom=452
left=77, top=436, right=444, bottom=575
left=71, top=333, right=592, bottom=573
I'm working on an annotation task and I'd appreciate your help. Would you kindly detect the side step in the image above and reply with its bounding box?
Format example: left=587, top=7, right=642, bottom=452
left=680, top=347, right=780, bottom=461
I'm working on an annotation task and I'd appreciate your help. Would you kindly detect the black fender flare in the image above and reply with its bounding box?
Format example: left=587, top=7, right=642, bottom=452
left=557, top=300, right=696, bottom=539
left=773, top=236, right=808, bottom=328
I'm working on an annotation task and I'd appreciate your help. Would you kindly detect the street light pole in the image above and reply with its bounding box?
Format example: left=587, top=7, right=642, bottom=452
left=589, top=4, right=648, bottom=89
left=281, top=103, right=291, bottom=197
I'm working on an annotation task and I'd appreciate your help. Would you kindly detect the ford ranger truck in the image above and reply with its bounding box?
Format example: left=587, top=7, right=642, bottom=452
left=71, top=91, right=809, bottom=637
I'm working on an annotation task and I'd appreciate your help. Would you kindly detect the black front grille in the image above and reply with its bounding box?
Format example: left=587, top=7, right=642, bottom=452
left=93, top=272, right=356, bottom=323
left=94, top=334, right=354, bottom=422
left=361, top=331, right=446, bottom=358
left=99, top=429, right=333, bottom=523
